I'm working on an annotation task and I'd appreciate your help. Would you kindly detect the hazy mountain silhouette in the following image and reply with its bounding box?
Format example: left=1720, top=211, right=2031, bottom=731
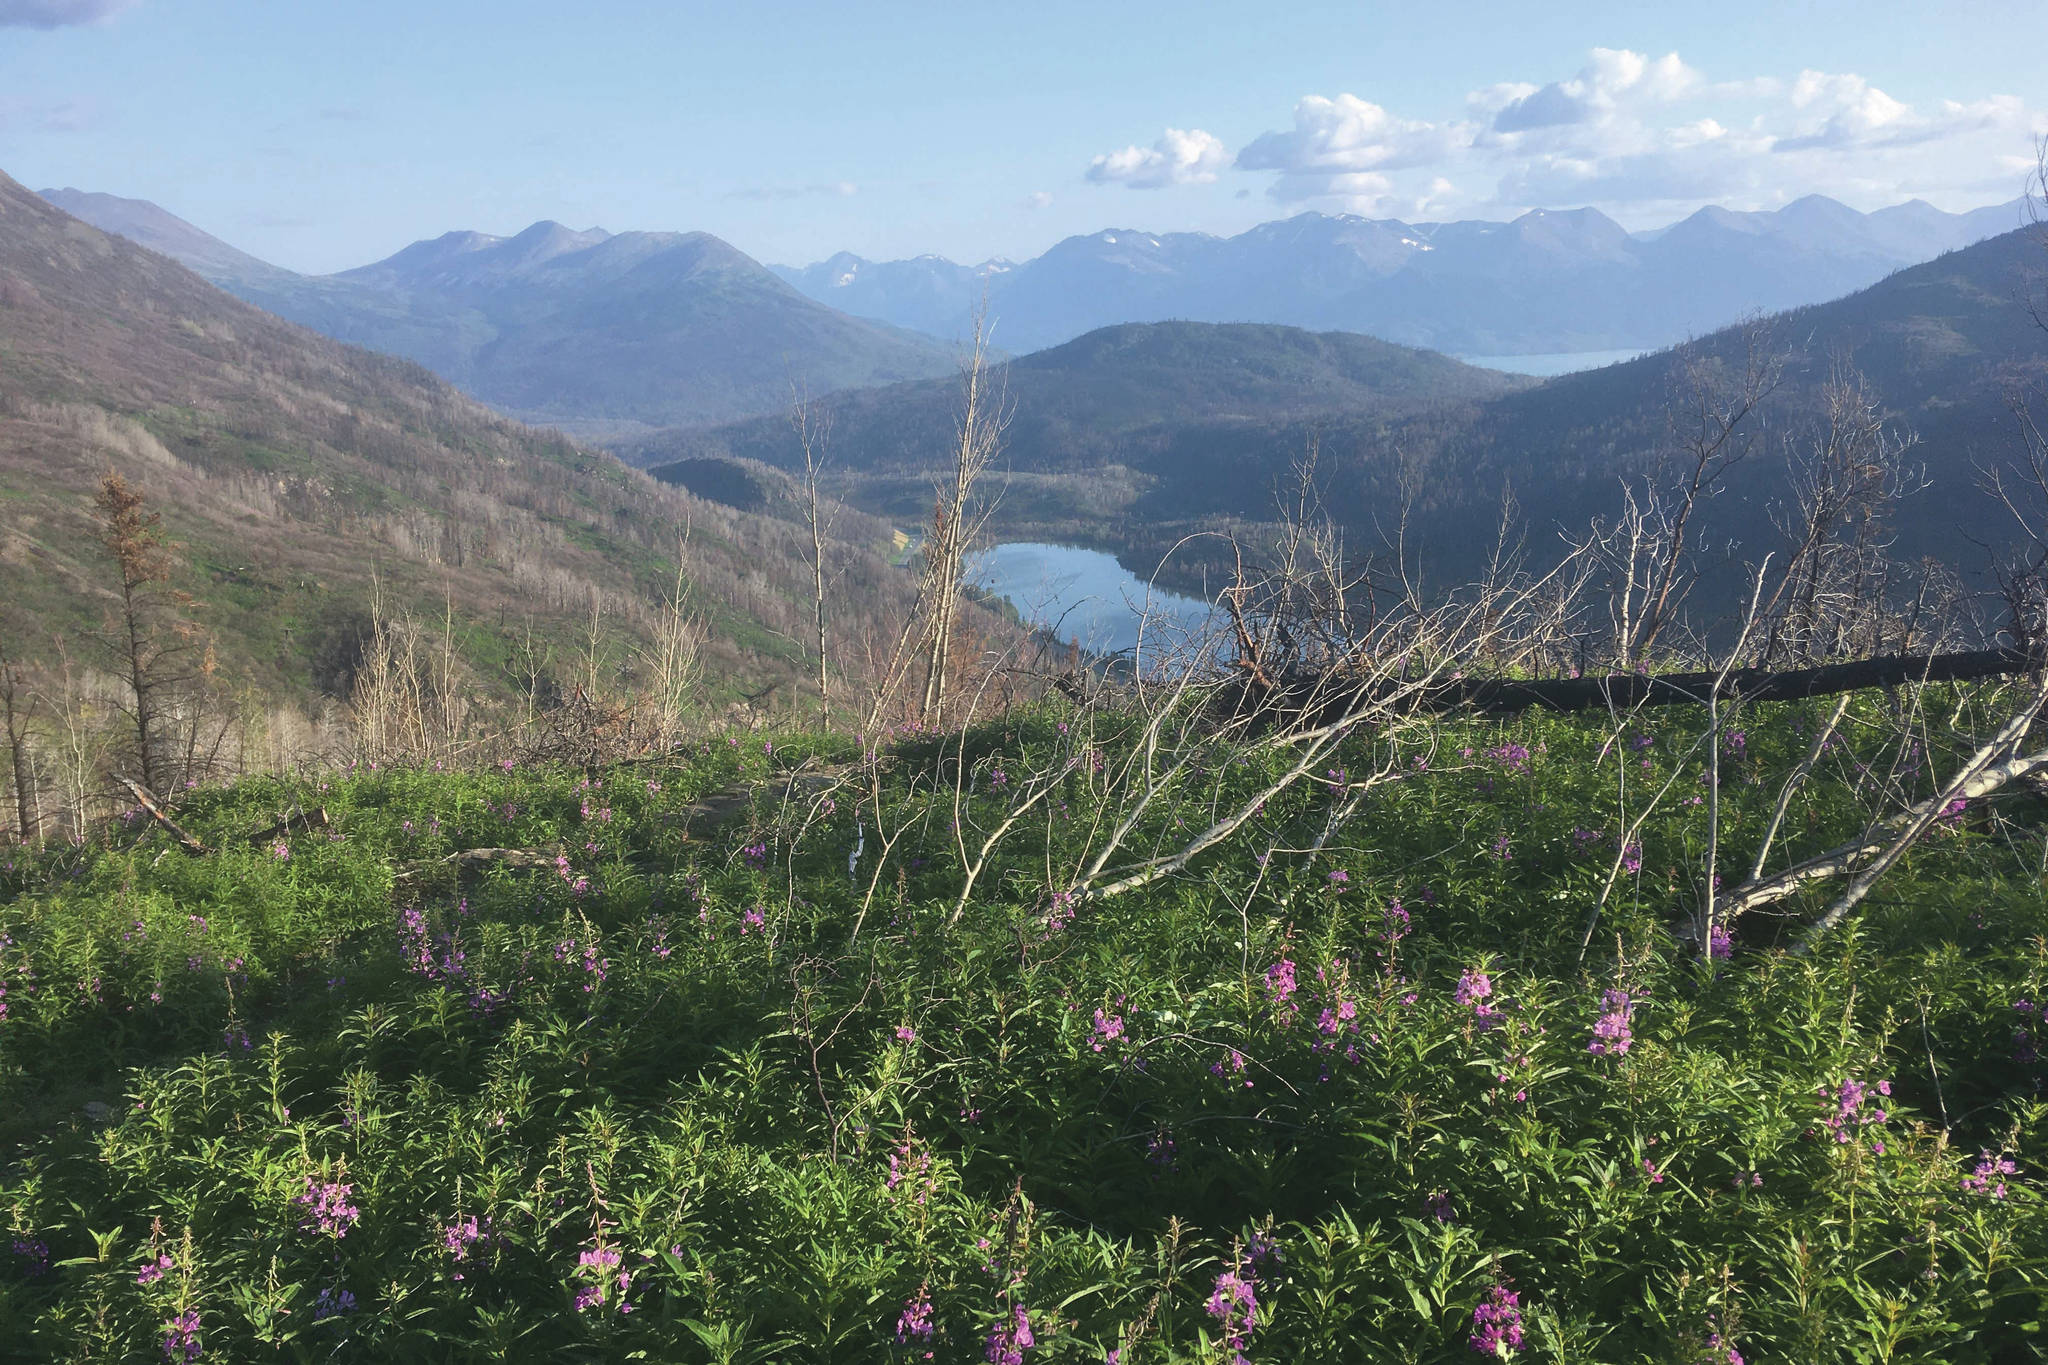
left=39, top=190, right=958, bottom=429
left=775, top=197, right=2028, bottom=355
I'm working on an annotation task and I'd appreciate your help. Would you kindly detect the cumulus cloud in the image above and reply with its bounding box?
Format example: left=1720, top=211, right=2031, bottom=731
left=1086, top=128, right=1229, bottom=189
left=1234, top=94, right=1471, bottom=206
left=1208, top=47, right=2041, bottom=223
left=1491, top=49, right=1700, bottom=132
left=0, top=0, right=138, bottom=27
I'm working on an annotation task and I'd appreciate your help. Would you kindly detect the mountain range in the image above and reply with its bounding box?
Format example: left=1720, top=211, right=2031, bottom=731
left=43, top=187, right=2030, bottom=449
left=628, top=320, right=1531, bottom=532
left=2, top=170, right=931, bottom=705
left=685, top=226, right=2048, bottom=598
left=37, top=188, right=958, bottom=431
left=772, top=197, right=2029, bottom=356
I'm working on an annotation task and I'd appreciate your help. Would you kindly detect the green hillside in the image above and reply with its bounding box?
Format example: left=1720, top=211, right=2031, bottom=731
left=0, top=169, right=917, bottom=710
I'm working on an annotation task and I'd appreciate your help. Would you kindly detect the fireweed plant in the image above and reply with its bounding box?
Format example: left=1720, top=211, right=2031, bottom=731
left=0, top=694, right=2043, bottom=1361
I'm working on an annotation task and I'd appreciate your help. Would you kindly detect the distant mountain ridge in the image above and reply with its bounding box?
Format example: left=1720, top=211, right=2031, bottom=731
left=4, top=169, right=925, bottom=703
left=37, top=190, right=958, bottom=429
left=628, top=319, right=1536, bottom=534
left=773, top=196, right=2028, bottom=356
left=686, top=228, right=2048, bottom=599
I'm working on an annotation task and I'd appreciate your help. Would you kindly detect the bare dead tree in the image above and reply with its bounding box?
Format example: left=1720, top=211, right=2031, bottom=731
left=2023, top=135, right=2048, bottom=334
left=642, top=526, right=706, bottom=749
left=919, top=302, right=1009, bottom=728
left=1757, top=362, right=1924, bottom=664
left=91, top=472, right=212, bottom=795
left=791, top=385, right=836, bottom=729
left=1629, top=322, right=1783, bottom=663
left=1716, top=681, right=2048, bottom=951
left=0, top=623, right=40, bottom=846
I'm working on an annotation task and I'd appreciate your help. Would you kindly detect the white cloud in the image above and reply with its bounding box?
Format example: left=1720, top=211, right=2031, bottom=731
left=1491, top=49, right=1701, bottom=132
left=1025, top=190, right=1054, bottom=209
left=1211, top=47, right=2038, bottom=224
left=1086, top=127, right=1229, bottom=189
left=0, top=0, right=137, bottom=27
left=1235, top=95, right=1470, bottom=207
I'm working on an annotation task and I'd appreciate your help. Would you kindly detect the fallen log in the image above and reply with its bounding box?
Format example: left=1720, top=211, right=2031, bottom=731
left=1239, top=646, right=2038, bottom=723
left=1450, top=647, right=2037, bottom=714
left=117, top=777, right=210, bottom=856
left=247, top=807, right=330, bottom=847
left=392, top=845, right=568, bottom=887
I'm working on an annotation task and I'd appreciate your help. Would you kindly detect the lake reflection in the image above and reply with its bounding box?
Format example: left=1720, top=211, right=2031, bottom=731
left=968, top=543, right=1214, bottom=657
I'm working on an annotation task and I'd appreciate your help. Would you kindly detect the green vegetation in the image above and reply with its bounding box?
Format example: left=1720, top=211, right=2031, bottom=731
left=3, top=688, right=2043, bottom=1361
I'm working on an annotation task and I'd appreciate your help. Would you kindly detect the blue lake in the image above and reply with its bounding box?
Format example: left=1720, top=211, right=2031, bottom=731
left=968, top=543, right=1215, bottom=657
left=1458, top=349, right=1646, bottom=376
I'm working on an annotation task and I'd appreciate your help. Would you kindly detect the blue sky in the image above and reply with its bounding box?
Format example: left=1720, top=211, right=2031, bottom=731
left=2, top=0, right=2043, bottom=273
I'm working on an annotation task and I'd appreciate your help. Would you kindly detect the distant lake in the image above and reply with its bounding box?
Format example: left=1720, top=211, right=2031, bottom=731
left=1458, top=349, right=1646, bottom=376
left=968, top=543, right=1214, bottom=657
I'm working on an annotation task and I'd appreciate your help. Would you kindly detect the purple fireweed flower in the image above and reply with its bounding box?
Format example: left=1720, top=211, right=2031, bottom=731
left=312, top=1288, right=356, bottom=1320
left=1327, top=869, right=1349, bottom=888
left=1964, top=1152, right=2019, bottom=1198
left=740, top=906, right=766, bottom=935
left=1090, top=1009, right=1125, bottom=1052
left=1456, top=969, right=1498, bottom=1022
left=1427, top=1191, right=1455, bottom=1223
left=573, top=1243, right=631, bottom=1314
left=1210, top=1047, right=1252, bottom=1087
left=741, top=841, right=768, bottom=869
left=1820, top=1077, right=1892, bottom=1150
left=1379, top=899, right=1411, bottom=945
left=1587, top=988, right=1634, bottom=1056
left=885, top=1130, right=935, bottom=1203
left=1265, top=958, right=1299, bottom=1017
left=163, top=1311, right=202, bottom=1362
left=137, top=1254, right=174, bottom=1285
left=1205, top=1268, right=1260, bottom=1365
left=1483, top=742, right=1530, bottom=773
left=1469, top=1282, right=1524, bottom=1356
left=1707, top=923, right=1734, bottom=959
left=895, top=1025, right=917, bottom=1043
left=295, top=1176, right=360, bottom=1238
left=1705, top=1319, right=1744, bottom=1365
left=443, top=1215, right=487, bottom=1276
left=897, top=1284, right=936, bottom=1346
left=985, top=1303, right=1036, bottom=1365
left=12, top=1237, right=49, bottom=1277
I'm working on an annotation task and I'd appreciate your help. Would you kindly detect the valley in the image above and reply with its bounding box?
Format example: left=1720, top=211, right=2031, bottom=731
left=5, top=15, right=2048, bottom=1356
